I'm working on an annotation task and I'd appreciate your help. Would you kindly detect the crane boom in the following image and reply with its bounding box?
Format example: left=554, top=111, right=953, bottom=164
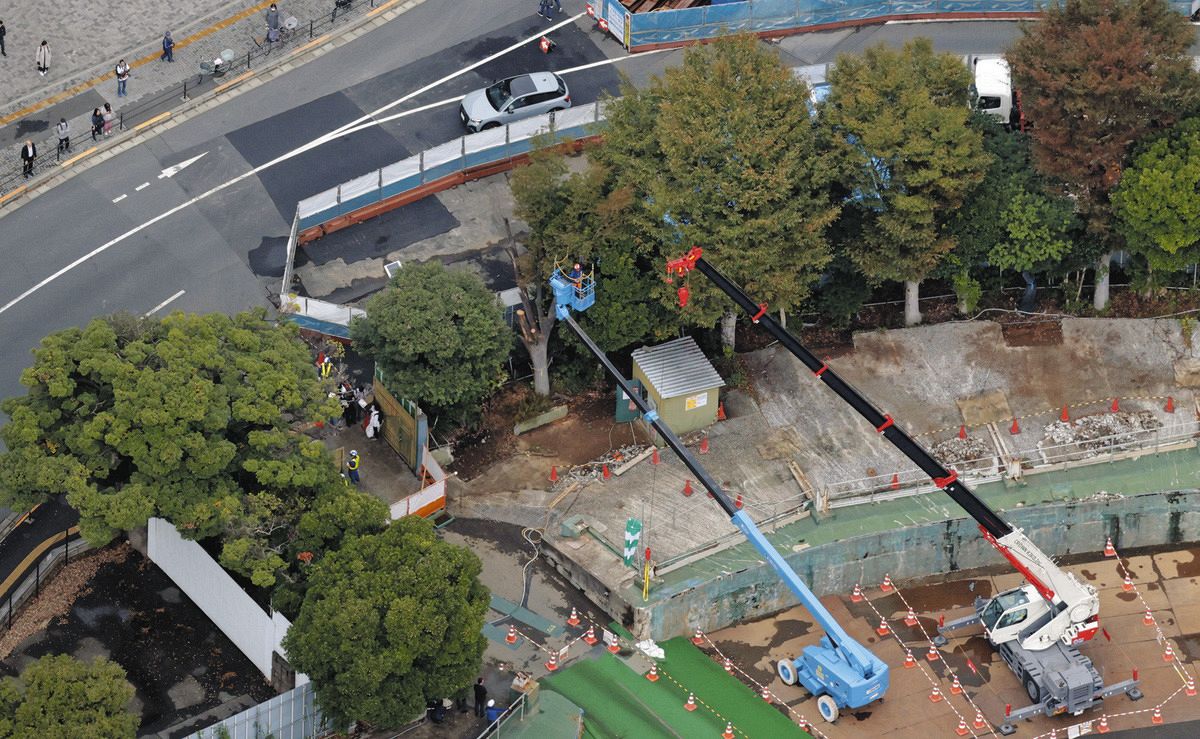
left=667, top=247, right=1100, bottom=650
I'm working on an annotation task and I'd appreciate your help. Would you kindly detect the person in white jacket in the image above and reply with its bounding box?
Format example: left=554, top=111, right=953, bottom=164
left=35, top=40, right=50, bottom=76
left=365, top=405, right=381, bottom=440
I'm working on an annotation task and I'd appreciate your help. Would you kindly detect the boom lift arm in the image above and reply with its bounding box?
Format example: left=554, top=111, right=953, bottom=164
left=665, top=247, right=1100, bottom=652
left=550, top=267, right=888, bottom=723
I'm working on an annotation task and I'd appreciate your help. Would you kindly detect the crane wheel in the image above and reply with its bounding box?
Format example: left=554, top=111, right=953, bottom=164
left=1023, top=674, right=1040, bottom=703
left=817, top=694, right=840, bottom=722
left=776, top=659, right=798, bottom=686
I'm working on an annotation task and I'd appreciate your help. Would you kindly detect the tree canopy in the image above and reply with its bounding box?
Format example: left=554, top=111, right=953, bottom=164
left=822, top=38, right=990, bottom=324
left=0, top=654, right=137, bottom=738
left=0, top=311, right=341, bottom=568
left=1007, top=0, right=1200, bottom=235
left=282, top=516, right=489, bottom=728
left=1112, top=117, right=1200, bottom=272
left=351, top=261, right=509, bottom=423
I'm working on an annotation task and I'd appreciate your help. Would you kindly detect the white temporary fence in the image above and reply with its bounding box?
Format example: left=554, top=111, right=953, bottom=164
left=147, top=517, right=306, bottom=685
left=281, top=295, right=365, bottom=327
left=188, top=681, right=333, bottom=739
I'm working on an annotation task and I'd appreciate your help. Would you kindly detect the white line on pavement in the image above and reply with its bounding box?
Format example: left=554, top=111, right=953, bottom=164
left=112, top=194, right=127, bottom=203
left=144, top=290, right=185, bottom=317
left=0, top=15, right=634, bottom=318
left=134, top=182, right=150, bottom=191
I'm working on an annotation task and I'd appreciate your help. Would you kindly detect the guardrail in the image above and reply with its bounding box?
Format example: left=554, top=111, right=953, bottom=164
left=296, top=102, right=606, bottom=233
left=0, top=0, right=387, bottom=202
left=0, top=532, right=88, bottom=633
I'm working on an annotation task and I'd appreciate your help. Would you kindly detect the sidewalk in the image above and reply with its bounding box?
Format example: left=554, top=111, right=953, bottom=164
left=0, top=0, right=398, bottom=197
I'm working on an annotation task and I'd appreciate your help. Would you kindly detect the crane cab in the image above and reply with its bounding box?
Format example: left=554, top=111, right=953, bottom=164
left=981, top=585, right=1052, bottom=646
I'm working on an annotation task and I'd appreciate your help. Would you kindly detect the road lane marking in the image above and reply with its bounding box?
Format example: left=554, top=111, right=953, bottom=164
left=134, top=112, right=172, bottom=131
left=0, top=16, right=634, bottom=318
left=112, top=194, right=127, bottom=203
left=145, top=290, right=186, bottom=316
left=134, top=182, right=150, bottom=192
left=158, top=152, right=209, bottom=179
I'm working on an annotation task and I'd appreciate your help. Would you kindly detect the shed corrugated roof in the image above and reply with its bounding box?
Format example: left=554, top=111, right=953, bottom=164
left=631, top=336, right=725, bottom=400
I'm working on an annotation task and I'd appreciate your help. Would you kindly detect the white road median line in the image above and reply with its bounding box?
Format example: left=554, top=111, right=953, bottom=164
left=145, top=290, right=185, bottom=317
left=111, top=194, right=127, bottom=203
left=134, top=182, right=150, bottom=191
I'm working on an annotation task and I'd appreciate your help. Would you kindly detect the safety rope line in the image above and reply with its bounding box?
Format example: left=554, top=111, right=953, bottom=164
left=912, top=394, right=1185, bottom=438
left=1109, top=543, right=1197, bottom=692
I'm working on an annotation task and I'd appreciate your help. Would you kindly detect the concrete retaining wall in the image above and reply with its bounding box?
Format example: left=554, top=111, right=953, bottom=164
left=544, top=489, right=1200, bottom=641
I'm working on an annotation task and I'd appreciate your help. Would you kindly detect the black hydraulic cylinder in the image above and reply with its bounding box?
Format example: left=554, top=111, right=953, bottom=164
left=692, top=257, right=1012, bottom=539
left=562, top=315, right=739, bottom=518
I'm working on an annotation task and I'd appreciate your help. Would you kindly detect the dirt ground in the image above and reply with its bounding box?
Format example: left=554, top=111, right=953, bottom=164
left=0, top=543, right=276, bottom=736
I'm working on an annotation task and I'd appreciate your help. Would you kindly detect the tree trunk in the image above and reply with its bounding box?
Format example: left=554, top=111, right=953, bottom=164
left=778, top=308, right=787, bottom=329
left=721, top=310, right=737, bottom=351
left=1093, top=252, right=1112, bottom=311
left=528, top=339, right=550, bottom=396
left=903, top=280, right=922, bottom=327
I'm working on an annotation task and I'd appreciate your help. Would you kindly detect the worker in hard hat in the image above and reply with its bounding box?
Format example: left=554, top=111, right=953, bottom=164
left=347, top=450, right=360, bottom=485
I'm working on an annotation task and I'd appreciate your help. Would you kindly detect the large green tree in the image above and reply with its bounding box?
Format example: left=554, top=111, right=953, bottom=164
left=351, top=262, right=509, bottom=424
left=0, top=655, right=137, bottom=738
left=1112, top=118, right=1200, bottom=279
left=1007, top=0, right=1200, bottom=307
left=283, top=516, right=489, bottom=728
left=0, top=311, right=340, bottom=576
left=822, top=38, right=990, bottom=326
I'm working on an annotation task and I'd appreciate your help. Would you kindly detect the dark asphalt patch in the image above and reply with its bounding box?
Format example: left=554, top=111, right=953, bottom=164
left=224, top=91, right=410, bottom=221
left=2, top=545, right=276, bottom=735
left=298, top=195, right=458, bottom=269
left=248, top=235, right=290, bottom=278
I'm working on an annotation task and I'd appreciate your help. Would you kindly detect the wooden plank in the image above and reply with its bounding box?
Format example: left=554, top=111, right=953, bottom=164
left=613, top=446, right=655, bottom=476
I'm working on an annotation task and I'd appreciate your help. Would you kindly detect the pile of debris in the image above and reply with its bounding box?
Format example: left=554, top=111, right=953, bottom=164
left=1041, top=410, right=1163, bottom=455
left=931, top=435, right=992, bottom=467
left=554, top=443, right=650, bottom=488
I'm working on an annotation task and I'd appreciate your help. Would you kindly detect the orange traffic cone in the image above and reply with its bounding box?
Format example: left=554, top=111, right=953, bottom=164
left=1061, top=404, right=1070, bottom=422
left=584, top=626, right=598, bottom=645
left=539, top=35, right=554, bottom=54
left=722, top=722, right=735, bottom=739
left=1152, top=707, right=1163, bottom=724
left=607, top=639, right=620, bottom=654
left=1144, top=609, right=1155, bottom=626
left=890, top=473, right=900, bottom=490
left=700, top=435, right=710, bottom=454
left=505, top=625, right=518, bottom=644
left=567, top=607, right=580, bottom=626
left=926, top=645, right=940, bottom=663
left=973, top=711, right=986, bottom=730
left=734, top=494, right=744, bottom=510
left=646, top=664, right=658, bottom=682
left=903, top=650, right=916, bottom=669
left=684, top=693, right=697, bottom=711
left=928, top=686, right=943, bottom=703
left=1111, top=398, right=1120, bottom=412
left=904, top=608, right=919, bottom=627
left=717, top=402, right=727, bottom=421
left=652, top=447, right=660, bottom=465
left=1166, top=396, right=1176, bottom=413
left=1164, top=643, right=1176, bottom=662
left=1097, top=715, right=1110, bottom=733
left=881, top=574, right=894, bottom=592
left=602, top=464, right=611, bottom=480
left=1104, top=537, right=1116, bottom=557
left=950, top=674, right=963, bottom=695
left=761, top=686, right=771, bottom=702
left=1187, top=675, right=1197, bottom=697
left=1122, top=573, right=1134, bottom=592
left=876, top=619, right=891, bottom=637
left=692, top=627, right=704, bottom=645
left=1010, top=417, right=1020, bottom=434
left=958, top=424, right=967, bottom=440
left=550, top=466, right=558, bottom=483
left=723, top=657, right=733, bottom=673
left=955, top=717, right=969, bottom=736
left=850, top=583, right=865, bottom=603
left=545, top=652, right=558, bottom=671
left=682, top=480, right=693, bottom=497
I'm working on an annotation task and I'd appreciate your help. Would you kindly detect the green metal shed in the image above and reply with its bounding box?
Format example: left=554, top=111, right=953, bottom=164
left=631, top=337, right=724, bottom=441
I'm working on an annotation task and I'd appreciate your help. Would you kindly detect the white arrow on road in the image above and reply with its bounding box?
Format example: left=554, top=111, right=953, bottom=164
left=157, top=151, right=208, bottom=179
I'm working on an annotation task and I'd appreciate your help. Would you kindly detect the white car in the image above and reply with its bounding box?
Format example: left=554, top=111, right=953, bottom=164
left=459, top=72, right=571, bottom=133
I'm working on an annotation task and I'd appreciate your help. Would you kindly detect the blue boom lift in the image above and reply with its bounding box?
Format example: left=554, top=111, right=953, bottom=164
left=549, top=266, right=889, bottom=723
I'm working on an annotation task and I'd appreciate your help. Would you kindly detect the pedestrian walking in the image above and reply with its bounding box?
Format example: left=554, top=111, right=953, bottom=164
left=266, top=3, right=281, bottom=31
left=537, top=0, right=554, bottom=18
left=115, top=58, right=130, bottom=97
left=90, top=108, right=103, bottom=140
left=161, top=31, right=174, bottom=62
left=35, top=39, right=49, bottom=76
left=473, top=678, right=488, bottom=717
left=56, top=118, right=69, bottom=156
left=332, top=0, right=352, bottom=22
left=0, top=21, right=8, bottom=57
left=20, top=140, right=36, bottom=178
left=554, top=0, right=562, bottom=12
left=346, top=450, right=360, bottom=485
left=102, top=103, right=114, bottom=136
